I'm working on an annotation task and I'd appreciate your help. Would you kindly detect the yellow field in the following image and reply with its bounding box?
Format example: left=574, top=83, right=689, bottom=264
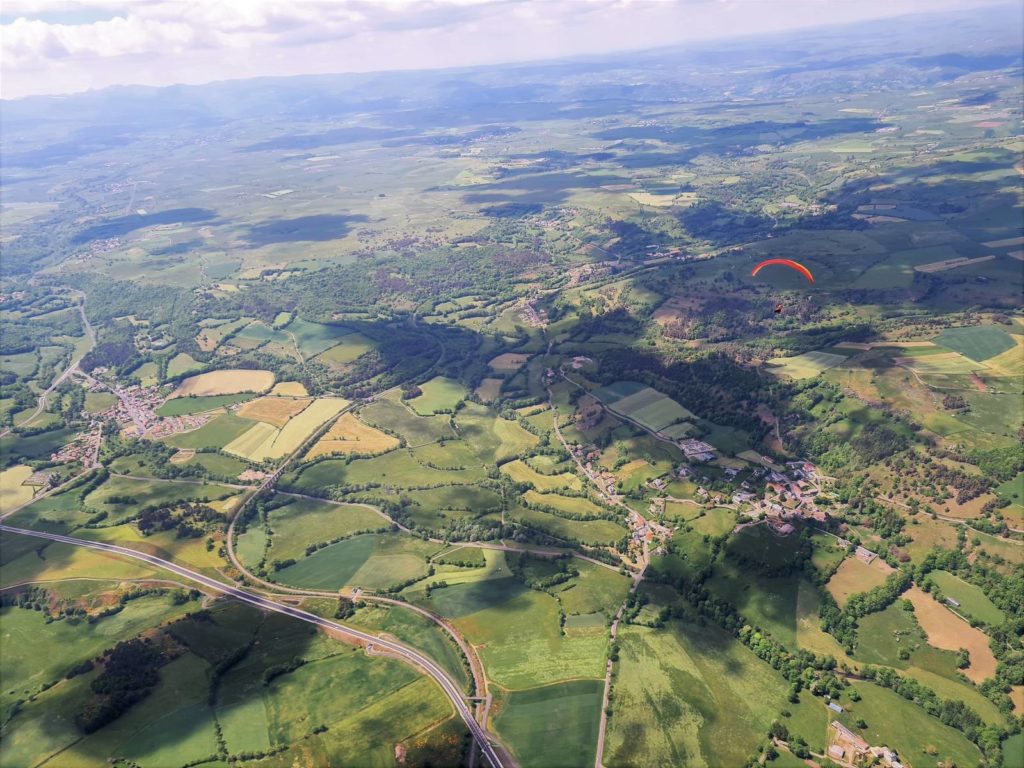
left=170, top=369, right=274, bottom=398
left=984, top=334, right=1024, bottom=376
left=223, top=421, right=278, bottom=460
left=0, top=465, right=35, bottom=511
left=768, top=350, right=848, bottom=379
left=896, top=352, right=982, bottom=374
left=982, top=235, right=1024, bottom=248
left=225, top=397, right=348, bottom=461
left=489, top=353, right=530, bottom=372
left=305, top=412, right=399, bottom=459
left=904, top=586, right=997, bottom=684
left=270, top=381, right=309, bottom=396
left=237, top=396, right=312, bottom=427
left=825, top=556, right=892, bottom=607
left=500, top=459, right=582, bottom=492
left=475, top=378, right=503, bottom=403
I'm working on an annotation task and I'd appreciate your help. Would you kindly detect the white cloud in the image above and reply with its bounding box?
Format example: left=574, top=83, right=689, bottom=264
left=0, top=0, right=999, bottom=99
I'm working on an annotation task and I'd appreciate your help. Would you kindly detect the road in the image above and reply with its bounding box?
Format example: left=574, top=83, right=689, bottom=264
left=0, top=523, right=506, bottom=768
left=0, top=291, right=95, bottom=438
left=594, top=564, right=645, bottom=768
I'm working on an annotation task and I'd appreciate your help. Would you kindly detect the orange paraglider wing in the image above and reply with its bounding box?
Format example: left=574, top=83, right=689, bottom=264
left=751, top=258, right=814, bottom=283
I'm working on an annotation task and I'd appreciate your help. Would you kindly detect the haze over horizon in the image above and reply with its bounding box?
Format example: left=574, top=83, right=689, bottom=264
left=3, top=0, right=1015, bottom=100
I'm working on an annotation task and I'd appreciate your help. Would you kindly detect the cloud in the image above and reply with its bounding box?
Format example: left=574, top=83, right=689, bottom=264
left=0, top=0, right=1001, bottom=99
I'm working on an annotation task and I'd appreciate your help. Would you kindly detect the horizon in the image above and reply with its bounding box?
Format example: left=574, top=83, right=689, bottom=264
left=2, top=0, right=1019, bottom=100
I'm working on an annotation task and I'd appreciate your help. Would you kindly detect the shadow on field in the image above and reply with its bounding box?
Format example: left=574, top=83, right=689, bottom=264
left=72, top=208, right=218, bottom=245
left=243, top=213, right=369, bottom=246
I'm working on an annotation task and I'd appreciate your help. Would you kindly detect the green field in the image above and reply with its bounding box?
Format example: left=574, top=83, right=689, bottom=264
left=315, top=331, right=376, bottom=364
left=523, top=490, right=609, bottom=519
left=294, top=449, right=487, bottom=490
left=162, top=411, right=256, bottom=449
left=166, top=351, right=203, bottom=377
left=272, top=532, right=438, bottom=590
left=852, top=602, right=1004, bottom=724
left=360, top=394, right=455, bottom=446
left=427, top=579, right=607, bottom=689
left=155, top=392, right=254, bottom=416
left=180, top=450, right=250, bottom=477
left=606, top=620, right=823, bottom=767
left=508, top=505, right=628, bottom=546
left=344, top=602, right=471, bottom=693
left=456, top=402, right=540, bottom=463
left=835, top=682, right=982, bottom=768
left=408, top=376, right=466, bottom=414
left=494, top=680, right=604, bottom=768
left=83, top=475, right=238, bottom=522
left=935, top=325, right=1016, bottom=361
left=0, top=595, right=193, bottom=723
left=926, top=570, right=1006, bottom=625
left=262, top=496, right=388, bottom=563
left=406, top=484, right=502, bottom=512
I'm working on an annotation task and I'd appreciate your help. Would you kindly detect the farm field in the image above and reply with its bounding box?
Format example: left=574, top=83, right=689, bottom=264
left=293, top=448, right=487, bottom=490
left=408, top=376, right=466, bottom=415
left=161, top=410, right=255, bottom=449
left=825, top=556, right=893, bottom=607
left=507, top=505, right=628, bottom=546
left=224, top=397, right=348, bottom=461
left=272, top=533, right=439, bottom=590
left=934, top=325, right=1017, bottom=361
left=304, top=411, right=399, bottom=458
left=925, top=569, right=1006, bottom=625
left=359, top=393, right=455, bottom=446
left=425, top=578, right=607, bottom=689
left=258, top=496, right=388, bottom=564
left=767, top=350, right=848, bottom=379
left=489, top=353, right=530, bottom=372
left=269, top=380, right=309, bottom=396
left=236, top=395, right=311, bottom=427
left=605, top=620, right=819, bottom=767
left=903, top=586, right=998, bottom=684
left=493, top=680, right=603, bottom=768
left=0, top=464, right=34, bottom=510
left=155, top=392, right=254, bottom=416
left=501, top=459, right=582, bottom=492
left=314, top=332, right=376, bottom=365
left=170, top=369, right=275, bottom=397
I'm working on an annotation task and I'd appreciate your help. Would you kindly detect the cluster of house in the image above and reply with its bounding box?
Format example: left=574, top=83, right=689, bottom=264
left=84, top=379, right=162, bottom=434
left=827, top=720, right=904, bottom=768
left=518, top=299, right=547, bottom=328
left=626, top=508, right=672, bottom=560
left=82, top=378, right=210, bottom=441
left=146, top=412, right=212, bottom=439
left=49, top=427, right=102, bottom=467
left=749, top=459, right=827, bottom=533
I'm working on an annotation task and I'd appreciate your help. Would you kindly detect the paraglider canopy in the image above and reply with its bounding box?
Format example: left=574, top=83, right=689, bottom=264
left=751, top=258, right=814, bottom=283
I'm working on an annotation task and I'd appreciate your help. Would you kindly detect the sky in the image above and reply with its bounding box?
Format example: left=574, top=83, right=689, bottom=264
left=0, top=0, right=991, bottom=99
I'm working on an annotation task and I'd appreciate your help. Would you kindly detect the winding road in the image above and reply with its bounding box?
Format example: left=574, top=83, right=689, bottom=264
left=0, top=291, right=94, bottom=438
left=0, top=523, right=506, bottom=768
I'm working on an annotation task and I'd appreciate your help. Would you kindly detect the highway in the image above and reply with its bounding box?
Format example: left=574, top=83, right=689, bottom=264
left=0, top=523, right=505, bottom=768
